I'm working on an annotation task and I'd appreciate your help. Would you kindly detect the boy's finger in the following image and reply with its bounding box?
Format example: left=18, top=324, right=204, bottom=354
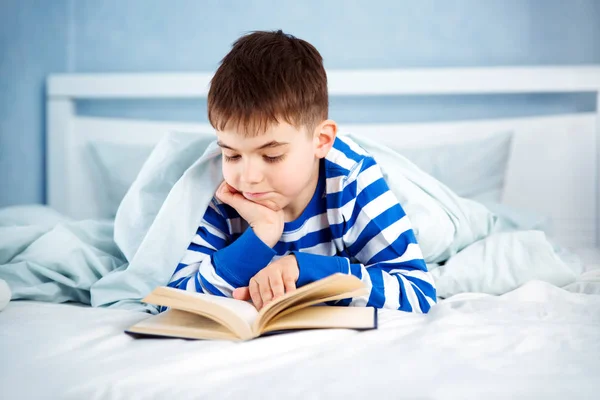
left=217, top=186, right=240, bottom=206
left=217, top=183, right=269, bottom=217
left=281, top=266, right=298, bottom=293
left=249, top=278, right=263, bottom=310
left=283, top=276, right=297, bottom=294
left=259, top=277, right=273, bottom=306
left=282, top=267, right=297, bottom=293
left=216, top=182, right=247, bottom=208
left=256, top=199, right=282, bottom=212
left=233, top=287, right=250, bottom=301
left=215, top=185, right=232, bottom=205
left=215, top=181, right=232, bottom=197
left=269, top=274, right=285, bottom=300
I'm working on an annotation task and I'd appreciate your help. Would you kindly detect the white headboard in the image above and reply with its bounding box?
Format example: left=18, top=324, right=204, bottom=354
left=46, top=66, right=600, bottom=248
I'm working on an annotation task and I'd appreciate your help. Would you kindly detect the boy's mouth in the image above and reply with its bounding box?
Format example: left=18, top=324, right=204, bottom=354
left=243, top=191, right=269, bottom=199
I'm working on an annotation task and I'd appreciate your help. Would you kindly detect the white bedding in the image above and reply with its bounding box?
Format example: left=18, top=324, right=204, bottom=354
left=1, top=272, right=599, bottom=400
left=1, top=134, right=599, bottom=399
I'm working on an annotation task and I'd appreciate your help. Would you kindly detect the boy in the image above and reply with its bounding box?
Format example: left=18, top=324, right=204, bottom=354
left=166, top=30, right=436, bottom=313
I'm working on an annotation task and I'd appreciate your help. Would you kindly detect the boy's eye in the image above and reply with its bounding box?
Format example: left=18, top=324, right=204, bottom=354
left=263, top=155, right=285, bottom=163
left=223, top=154, right=241, bottom=162
left=223, top=154, right=285, bottom=163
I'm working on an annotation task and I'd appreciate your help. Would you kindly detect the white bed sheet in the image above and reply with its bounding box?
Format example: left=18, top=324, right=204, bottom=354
left=1, top=273, right=599, bottom=400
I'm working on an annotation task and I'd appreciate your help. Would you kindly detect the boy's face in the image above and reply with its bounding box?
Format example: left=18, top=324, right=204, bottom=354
left=216, top=121, right=335, bottom=221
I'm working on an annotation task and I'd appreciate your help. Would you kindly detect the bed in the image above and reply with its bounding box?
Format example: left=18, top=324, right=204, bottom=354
left=1, top=66, right=600, bottom=399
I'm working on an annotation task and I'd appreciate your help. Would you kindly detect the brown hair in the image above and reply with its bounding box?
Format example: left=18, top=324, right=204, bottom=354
left=208, top=30, right=328, bottom=136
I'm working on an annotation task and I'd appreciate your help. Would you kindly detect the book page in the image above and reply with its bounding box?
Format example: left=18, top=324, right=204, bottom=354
left=143, top=287, right=258, bottom=338
left=183, top=292, right=259, bottom=327
left=265, top=288, right=368, bottom=323
left=253, top=273, right=367, bottom=333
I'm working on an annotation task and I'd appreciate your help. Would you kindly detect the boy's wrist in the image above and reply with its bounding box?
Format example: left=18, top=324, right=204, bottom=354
left=293, top=252, right=348, bottom=287
left=213, top=228, right=276, bottom=287
left=252, top=223, right=282, bottom=248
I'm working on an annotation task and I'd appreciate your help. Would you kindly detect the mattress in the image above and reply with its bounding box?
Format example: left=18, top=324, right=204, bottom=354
left=2, top=264, right=599, bottom=400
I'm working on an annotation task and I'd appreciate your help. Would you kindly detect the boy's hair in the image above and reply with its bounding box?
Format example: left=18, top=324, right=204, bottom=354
left=208, top=30, right=328, bottom=136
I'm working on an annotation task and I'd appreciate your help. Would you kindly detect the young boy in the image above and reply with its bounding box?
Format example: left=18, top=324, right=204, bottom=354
left=166, top=30, right=436, bottom=313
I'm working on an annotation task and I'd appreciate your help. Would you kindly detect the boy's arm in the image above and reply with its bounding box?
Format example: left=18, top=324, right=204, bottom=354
left=166, top=199, right=276, bottom=298
left=293, top=157, right=436, bottom=313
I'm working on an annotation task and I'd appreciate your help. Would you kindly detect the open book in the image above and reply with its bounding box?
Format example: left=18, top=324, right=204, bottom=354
left=126, top=273, right=377, bottom=341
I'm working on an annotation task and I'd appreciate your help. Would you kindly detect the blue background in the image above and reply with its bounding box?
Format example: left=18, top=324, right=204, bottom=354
left=1, top=0, right=599, bottom=207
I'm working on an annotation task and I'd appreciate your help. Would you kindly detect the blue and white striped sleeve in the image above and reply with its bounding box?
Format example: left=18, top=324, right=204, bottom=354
left=165, top=199, right=276, bottom=299
left=294, top=156, right=437, bottom=313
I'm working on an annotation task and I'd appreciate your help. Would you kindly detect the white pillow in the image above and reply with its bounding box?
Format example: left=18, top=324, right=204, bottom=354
left=392, top=131, right=513, bottom=202
left=88, top=141, right=156, bottom=218
left=345, top=134, right=497, bottom=264
left=88, top=129, right=217, bottom=218
left=0, top=204, right=71, bottom=228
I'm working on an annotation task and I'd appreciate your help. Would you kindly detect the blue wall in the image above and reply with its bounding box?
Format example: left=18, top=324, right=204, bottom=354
left=1, top=0, right=599, bottom=207
left=1, top=0, right=69, bottom=207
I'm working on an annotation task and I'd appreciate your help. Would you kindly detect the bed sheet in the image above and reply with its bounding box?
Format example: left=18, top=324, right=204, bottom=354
left=1, top=275, right=599, bottom=400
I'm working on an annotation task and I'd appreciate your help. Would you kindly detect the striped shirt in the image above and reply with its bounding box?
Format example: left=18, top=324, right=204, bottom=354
left=166, top=136, right=436, bottom=313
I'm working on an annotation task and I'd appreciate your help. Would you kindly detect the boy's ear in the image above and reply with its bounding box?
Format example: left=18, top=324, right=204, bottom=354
left=313, top=119, right=337, bottom=158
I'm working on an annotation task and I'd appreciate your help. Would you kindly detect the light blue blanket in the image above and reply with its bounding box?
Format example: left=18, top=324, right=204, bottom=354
left=0, top=132, right=578, bottom=312
left=0, top=206, right=125, bottom=307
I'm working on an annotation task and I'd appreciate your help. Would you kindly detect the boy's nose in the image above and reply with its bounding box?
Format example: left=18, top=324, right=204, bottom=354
left=240, top=163, right=263, bottom=185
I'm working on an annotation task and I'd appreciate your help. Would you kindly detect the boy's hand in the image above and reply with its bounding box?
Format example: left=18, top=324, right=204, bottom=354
left=216, top=181, right=284, bottom=247
left=232, top=255, right=299, bottom=310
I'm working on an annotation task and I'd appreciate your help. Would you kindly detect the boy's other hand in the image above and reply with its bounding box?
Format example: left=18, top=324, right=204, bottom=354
left=232, top=255, right=299, bottom=310
left=216, top=181, right=284, bottom=247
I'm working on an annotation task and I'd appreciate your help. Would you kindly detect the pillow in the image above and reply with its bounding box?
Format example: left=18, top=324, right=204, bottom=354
left=0, top=204, right=71, bottom=228
left=389, top=131, right=513, bottom=202
left=480, top=201, right=551, bottom=233
left=345, top=134, right=497, bottom=264
left=88, top=129, right=216, bottom=218
left=88, top=141, right=156, bottom=218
